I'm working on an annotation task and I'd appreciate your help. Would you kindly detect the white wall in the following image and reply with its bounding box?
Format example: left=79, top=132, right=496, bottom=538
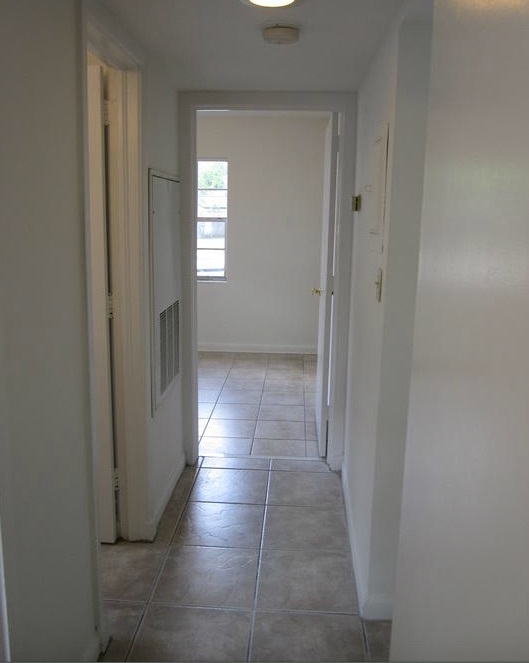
left=344, top=23, right=396, bottom=618
left=342, top=1, right=432, bottom=619
left=142, top=57, right=185, bottom=533
left=0, top=1, right=100, bottom=659
left=197, top=114, right=327, bottom=354
left=391, top=1, right=529, bottom=660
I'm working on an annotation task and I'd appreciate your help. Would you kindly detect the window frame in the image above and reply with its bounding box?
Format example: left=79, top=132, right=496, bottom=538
left=196, top=158, right=228, bottom=282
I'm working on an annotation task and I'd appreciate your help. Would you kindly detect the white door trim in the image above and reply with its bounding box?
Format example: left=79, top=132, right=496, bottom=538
left=315, top=113, right=340, bottom=457
left=178, top=91, right=357, bottom=468
left=85, top=1, right=148, bottom=542
left=86, top=64, right=117, bottom=543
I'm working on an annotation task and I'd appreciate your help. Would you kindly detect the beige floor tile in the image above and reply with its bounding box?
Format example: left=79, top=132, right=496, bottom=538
left=364, top=620, right=392, bottom=662
left=251, top=439, right=306, bottom=458
left=100, top=542, right=165, bottom=601
left=173, top=501, right=265, bottom=548
left=305, top=420, right=317, bottom=440
left=204, top=418, right=256, bottom=438
left=101, top=601, right=144, bottom=662
left=211, top=403, right=259, bottom=420
left=153, top=546, right=258, bottom=608
left=217, top=389, right=263, bottom=405
left=257, top=549, right=358, bottom=613
left=202, top=456, right=270, bottom=470
left=129, top=605, right=251, bottom=662
left=267, top=470, right=343, bottom=507
left=198, top=389, right=221, bottom=403
left=306, top=440, right=320, bottom=457
left=198, top=402, right=214, bottom=419
left=258, top=404, right=305, bottom=421
left=271, top=459, right=328, bottom=472
left=190, top=468, right=268, bottom=504
left=263, top=506, right=349, bottom=551
left=254, top=420, right=305, bottom=440
left=224, top=378, right=265, bottom=390
left=250, top=612, right=365, bottom=662
left=260, top=390, right=304, bottom=406
left=199, top=437, right=253, bottom=457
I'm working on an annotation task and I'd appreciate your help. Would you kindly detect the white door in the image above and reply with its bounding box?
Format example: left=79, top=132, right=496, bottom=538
left=87, top=65, right=117, bottom=543
left=314, top=114, right=340, bottom=456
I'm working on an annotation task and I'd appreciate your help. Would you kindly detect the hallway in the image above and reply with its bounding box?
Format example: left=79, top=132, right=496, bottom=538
left=100, top=352, right=391, bottom=660
left=100, top=456, right=390, bottom=661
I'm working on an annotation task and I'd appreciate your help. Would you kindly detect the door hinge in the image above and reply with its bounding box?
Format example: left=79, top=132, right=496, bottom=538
left=352, top=195, right=362, bottom=212
left=103, top=99, right=110, bottom=127
left=112, top=469, right=120, bottom=492
left=107, top=293, right=114, bottom=319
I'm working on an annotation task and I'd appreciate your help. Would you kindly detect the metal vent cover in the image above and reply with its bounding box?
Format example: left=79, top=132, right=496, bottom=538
left=159, top=300, right=179, bottom=397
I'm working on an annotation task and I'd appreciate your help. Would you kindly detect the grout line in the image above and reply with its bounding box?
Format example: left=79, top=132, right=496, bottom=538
left=123, top=461, right=203, bottom=661
left=246, top=460, right=272, bottom=662
left=249, top=353, right=269, bottom=457
left=197, top=352, right=235, bottom=451
left=360, top=618, right=371, bottom=661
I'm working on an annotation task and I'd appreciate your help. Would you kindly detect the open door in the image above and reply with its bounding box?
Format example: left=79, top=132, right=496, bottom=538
left=87, top=64, right=118, bottom=543
left=314, top=114, right=340, bottom=457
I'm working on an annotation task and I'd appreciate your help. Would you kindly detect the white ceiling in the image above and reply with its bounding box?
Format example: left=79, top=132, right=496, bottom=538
left=100, top=0, right=404, bottom=91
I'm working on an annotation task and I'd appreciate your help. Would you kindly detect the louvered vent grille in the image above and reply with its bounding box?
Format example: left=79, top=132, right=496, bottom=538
left=159, top=300, right=179, bottom=395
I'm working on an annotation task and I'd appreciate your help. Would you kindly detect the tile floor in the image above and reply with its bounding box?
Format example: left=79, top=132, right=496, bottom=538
left=100, top=458, right=391, bottom=661
left=198, top=353, right=320, bottom=458
left=99, top=353, right=392, bottom=661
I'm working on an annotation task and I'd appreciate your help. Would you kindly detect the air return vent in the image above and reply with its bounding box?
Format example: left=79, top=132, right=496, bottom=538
left=159, top=300, right=179, bottom=396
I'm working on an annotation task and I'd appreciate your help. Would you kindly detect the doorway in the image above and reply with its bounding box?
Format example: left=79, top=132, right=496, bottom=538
left=195, top=109, right=335, bottom=460
left=178, top=92, right=356, bottom=471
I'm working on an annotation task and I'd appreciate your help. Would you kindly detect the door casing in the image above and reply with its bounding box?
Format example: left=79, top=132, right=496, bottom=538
left=178, top=91, right=357, bottom=470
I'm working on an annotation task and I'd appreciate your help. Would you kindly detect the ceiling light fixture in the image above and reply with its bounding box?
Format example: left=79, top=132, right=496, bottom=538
left=262, top=24, right=300, bottom=45
left=249, top=0, right=295, bottom=6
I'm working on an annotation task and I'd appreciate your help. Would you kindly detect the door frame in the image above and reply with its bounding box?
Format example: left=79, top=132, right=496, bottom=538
left=315, top=112, right=340, bottom=457
left=86, top=62, right=117, bottom=543
left=178, top=91, right=356, bottom=470
left=84, top=3, right=148, bottom=538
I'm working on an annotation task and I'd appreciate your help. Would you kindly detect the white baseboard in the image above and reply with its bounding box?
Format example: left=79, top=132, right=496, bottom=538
left=198, top=342, right=317, bottom=355
left=145, top=453, right=186, bottom=541
left=341, top=466, right=394, bottom=620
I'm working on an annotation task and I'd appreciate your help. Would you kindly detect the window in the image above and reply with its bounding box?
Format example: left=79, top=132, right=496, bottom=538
left=197, top=160, right=227, bottom=280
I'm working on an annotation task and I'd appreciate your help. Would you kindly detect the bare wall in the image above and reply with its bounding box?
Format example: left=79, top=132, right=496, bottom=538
left=391, top=1, right=529, bottom=659
left=197, top=114, right=328, bottom=354
left=0, top=1, right=99, bottom=658
left=142, top=56, right=185, bottom=533
left=342, top=0, right=432, bottom=619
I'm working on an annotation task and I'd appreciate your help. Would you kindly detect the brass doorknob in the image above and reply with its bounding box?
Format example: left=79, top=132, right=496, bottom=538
left=311, top=287, right=324, bottom=296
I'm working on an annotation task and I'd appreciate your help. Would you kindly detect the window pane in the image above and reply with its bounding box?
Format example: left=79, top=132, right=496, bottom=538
left=197, top=249, right=225, bottom=279
left=197, top=220, right=225, bottom=249
left=197, top=189, right=227, bottom=218
left=198, top=161, right=228, bottom=189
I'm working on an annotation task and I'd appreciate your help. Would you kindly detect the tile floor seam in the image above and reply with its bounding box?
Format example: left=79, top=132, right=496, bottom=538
left=252, top=607, right=359, bottom=617
left=361, top=618, right=371, bottom=661
left=249, top=355, right=269, bottom=456
left=246, top=460, right=272, bottom=662
left=123, top=458, right=204, bottom=661
left=198, top=354, right=234, bottom=445
left=147, top=601, right=254, bottom=613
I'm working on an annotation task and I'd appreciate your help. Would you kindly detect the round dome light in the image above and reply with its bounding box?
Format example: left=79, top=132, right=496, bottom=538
left=262, top=24, right=300, bottom=44
left=247, top=0, right=295, bottom=7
